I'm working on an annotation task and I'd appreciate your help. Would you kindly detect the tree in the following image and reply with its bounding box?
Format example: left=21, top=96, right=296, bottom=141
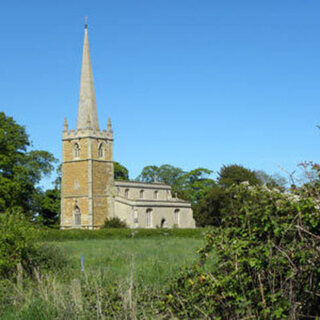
left=218, top=164, right=260, bottom=188
left=179, top=168, right=215, bottom=203
left=0, top=112, right=57, bottom=214
left=254, top=170, right=287, bottom=189
left=37, top=188, right=60, bottom=226
left=136, top=164, right=214, bottom=204
left=193, top=184, right=227, bottom=227
left=114, top=162, right=129, bottom=180
left=136, top=164, right=185, bottom=186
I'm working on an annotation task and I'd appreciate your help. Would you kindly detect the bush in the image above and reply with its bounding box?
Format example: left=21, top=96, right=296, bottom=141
left=162, top=184, right=320, bottom=319
left=0, top=210, right=36, bottom=278
left=103, top=217, right=128, bottom=228
left=0, top=210, right=69, bottom=279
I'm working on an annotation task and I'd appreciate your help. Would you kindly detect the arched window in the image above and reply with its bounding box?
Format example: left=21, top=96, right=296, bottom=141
left=140, top=190, right=144, bottom=199
left=153, top=190, right=158, bottom=199
left=160, top=218, right=166, bottom=228
left=146, top=209, right=152, bottom=228
left=74, top=205, right=81, bottom=226
left=98, top=143, right=105, bottom=158
left=174, top=209, right=180, bottom=226
left=74, top=143, right=80, bottom=158
left=125, top=189, right=129, bottom=199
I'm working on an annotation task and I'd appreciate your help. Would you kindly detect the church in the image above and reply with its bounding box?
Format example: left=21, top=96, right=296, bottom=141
left=60, top=24, right=196, bottom=229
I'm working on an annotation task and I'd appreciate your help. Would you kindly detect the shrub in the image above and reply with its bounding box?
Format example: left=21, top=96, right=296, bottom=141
left=0, top=210, right=69, bottom=279
left=36, top=227, right=204, bottom=241
left=0, top=210, right=36, bottom=278
left=103, top=217, right=128, bottom=228
left=162, top=184, right=320, bottom=319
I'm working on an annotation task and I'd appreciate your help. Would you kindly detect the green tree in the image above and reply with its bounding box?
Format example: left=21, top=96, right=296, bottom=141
left=0, top=112, right=57, bottom=214
left=37, top=188, right=60, bottom=227
left=114, top=162, right=129, bottom=180
left=254, top=170, right=287, bottom=189
left=218, top=164, right=260, bottom=188
left=179, top=168, right=215, bottom=203
left=136, top=164, right=185, bottom=186
left=137, top=164, right=214, bottom=204
left=193, top=184, right=227, bottom=227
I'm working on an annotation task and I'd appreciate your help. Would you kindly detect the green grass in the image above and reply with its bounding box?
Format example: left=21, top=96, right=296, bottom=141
left=55, top=237, right=205, bottom=288
left=1, top=236, right=215, bottom=319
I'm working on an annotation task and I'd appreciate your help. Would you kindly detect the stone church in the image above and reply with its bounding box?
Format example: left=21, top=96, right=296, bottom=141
left=60, top=24, right=196, bottom=229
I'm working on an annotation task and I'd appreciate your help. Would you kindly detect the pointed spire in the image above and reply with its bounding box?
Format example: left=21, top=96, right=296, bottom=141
left=77, top=20, right=99, bottom=131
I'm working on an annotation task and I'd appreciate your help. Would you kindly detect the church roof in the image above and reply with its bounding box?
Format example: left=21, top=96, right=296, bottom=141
left=77, top=23, right=99, bottom=131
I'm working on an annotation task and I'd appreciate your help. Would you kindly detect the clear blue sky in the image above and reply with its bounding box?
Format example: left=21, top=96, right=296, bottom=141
left=1, top=0, right=320, bottom=187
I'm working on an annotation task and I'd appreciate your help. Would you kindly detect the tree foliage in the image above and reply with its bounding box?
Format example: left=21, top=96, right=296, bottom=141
left=0, top=112, right=57, bottom=214
left=136, top=164, right=214, bottom=204
left=114, top=162, right=129, bottom=180
left=254, top=170, right=287, bottom=189
left=218, top=164, right=261, bottom=188
left=37, top=188, right=60, bottom=227
left=163, top=181, right=320, bottom=319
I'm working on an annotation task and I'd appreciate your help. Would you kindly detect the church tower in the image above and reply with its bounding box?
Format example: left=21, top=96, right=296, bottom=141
left=60, top=23, right=114, bottom=229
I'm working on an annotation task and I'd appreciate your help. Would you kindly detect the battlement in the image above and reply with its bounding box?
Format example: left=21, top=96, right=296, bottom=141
left=62, top=127, right=113, bottom=141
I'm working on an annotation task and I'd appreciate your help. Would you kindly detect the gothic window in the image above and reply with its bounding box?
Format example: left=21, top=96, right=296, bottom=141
left=74, top=205, right=81, bottom=226
left=73, top=143, right=80, bottom=158
left=174, top=209, right=180, bottom=226
left=125, top=189, right=129, bottom=199
left=146, top=209, right=152, bottom=228
left=140, top=190, right=144, bottom=199
left=98, top=143, right=105, bottom=158
left=153, top=190, right=158, bottom=200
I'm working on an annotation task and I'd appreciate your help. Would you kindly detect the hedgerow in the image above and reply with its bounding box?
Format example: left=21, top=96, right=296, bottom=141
left=162, top=183, right=320, bottom=319
left=36, top=227, right=205, bottom=241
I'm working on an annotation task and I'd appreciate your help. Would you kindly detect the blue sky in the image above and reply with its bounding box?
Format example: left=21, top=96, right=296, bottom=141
left=1, top=0, right=320, bottom=187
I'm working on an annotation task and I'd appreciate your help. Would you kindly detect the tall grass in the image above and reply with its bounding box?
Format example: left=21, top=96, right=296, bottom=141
left=0, top=237, right=208, bottom=319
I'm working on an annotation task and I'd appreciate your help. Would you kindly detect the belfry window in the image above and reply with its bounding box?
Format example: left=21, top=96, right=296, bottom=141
left=74, top=143, right=80, bottom=158
left=125, top=189, right=129, bottom=199
left=140, top=190, right=144, bottom=199
left=153, top=190, right=158, bottom=199
left=98, top=143, right=104, bottom=158
left=74, top=205, right=81, bottom=226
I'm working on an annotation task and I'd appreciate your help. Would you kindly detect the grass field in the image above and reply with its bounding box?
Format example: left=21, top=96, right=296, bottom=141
left=1, top=236, right=211, bottom=319
left=56, top=237, right=206, bottom=288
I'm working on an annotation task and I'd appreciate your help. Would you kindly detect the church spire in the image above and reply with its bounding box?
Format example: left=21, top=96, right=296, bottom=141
left=77, top=20, right=99, bottom=131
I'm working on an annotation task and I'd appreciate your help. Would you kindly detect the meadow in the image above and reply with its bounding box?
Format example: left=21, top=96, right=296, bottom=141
left=0, top=235, right=210, bottom=320
left=56, top=237, right=206, bottom=288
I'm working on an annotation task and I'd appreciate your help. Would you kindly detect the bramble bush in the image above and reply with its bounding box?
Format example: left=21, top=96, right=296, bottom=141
left=162, top=183, right=320, bottom=319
